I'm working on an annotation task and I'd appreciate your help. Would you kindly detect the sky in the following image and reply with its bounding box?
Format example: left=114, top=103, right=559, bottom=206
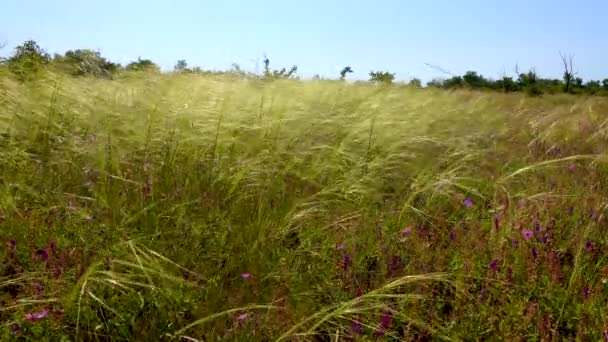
left=1, top=0, right=607, bottom=82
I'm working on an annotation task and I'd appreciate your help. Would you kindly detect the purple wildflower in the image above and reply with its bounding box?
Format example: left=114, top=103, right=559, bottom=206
left=402, top=226, right=412, bottom=235
left=479, top=287, right=488, bottom=299
left=523, top=230, right=534, bottom=240
left=583, top=286, right=590, bottom=300
left=50, top=241, right=57, bottom=255
left=380, top=311, right=392, bottom=328
left=603, top=331, right=608, bottom=342
left=449, top=230, right=456, bottom=242
left=342, top=254, right=350, bottom=271
left=376, top=311, right=393, bottom=337
left=33, top=282, right=44, bottom=295
left=534, top=222, right=541, bottom=232
left=36, top=248, right=48, bottom=263
left=355, top=287, right=363, bottom=297
left=585, top=240, right=595, bottom=254
left=353, top=320, right=363, bottom=334
left=24, top=307, right=49, bottom=321
left=463, top=198, right=474, bottom=208
left=489, top=259, right=498, bottom=271
left=240, top=273, right=251, bottom=279
left=389, top=255, right=403, bottom=275
left=337, top=243, right=346, bottom=250
left=237, top=313, right=249, bottom=321
left=532, top=247, right=538, bottom=259
left=568, top=163, right=576, bottom=172
left=493, top=215, right=500, bottom=231
left=569, top=206, right=574, bottom=215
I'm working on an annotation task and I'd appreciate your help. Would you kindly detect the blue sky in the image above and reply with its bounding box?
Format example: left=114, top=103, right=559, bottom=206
left=1, top=0, right=607, bottom=82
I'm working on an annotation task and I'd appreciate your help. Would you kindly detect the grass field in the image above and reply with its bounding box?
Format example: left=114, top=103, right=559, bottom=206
left=1, top=71, right=608, bottom=340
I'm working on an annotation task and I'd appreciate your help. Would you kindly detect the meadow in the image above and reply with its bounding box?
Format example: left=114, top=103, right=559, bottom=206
left=1, top=71, right=608, bottom=340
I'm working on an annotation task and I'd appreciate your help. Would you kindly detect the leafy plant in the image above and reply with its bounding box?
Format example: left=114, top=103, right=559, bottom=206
left=6, top=40, right=50, bottom=79
left=340, top=66, right=353, bottom=80
left=369, top=71, right=395, bottom=84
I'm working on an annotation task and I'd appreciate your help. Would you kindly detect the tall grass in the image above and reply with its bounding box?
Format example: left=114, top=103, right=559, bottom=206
left=1, top=71, right=608, bottom=340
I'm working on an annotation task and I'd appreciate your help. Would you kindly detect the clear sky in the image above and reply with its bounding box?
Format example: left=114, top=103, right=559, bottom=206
left=1, top=0, right=607, bottom=82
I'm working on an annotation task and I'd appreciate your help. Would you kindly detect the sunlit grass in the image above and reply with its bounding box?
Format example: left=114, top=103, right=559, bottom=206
left=1, top=71, right=608, bottom=340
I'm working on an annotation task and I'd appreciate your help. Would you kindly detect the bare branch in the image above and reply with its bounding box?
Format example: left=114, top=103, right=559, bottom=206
left=559, top=51, right=576, bottom=93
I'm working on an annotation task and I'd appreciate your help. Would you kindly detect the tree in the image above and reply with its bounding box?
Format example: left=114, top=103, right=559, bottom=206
left=261, top=55, right=298, bottom=79
left=560, top=52, right=575, bottom=93
left=369, top=71, right=395, bottom=85
left=426, top=79, right=443, bottom=88
left=408, top=78, right=422, bottom=88
left=517, top=69, right=542, bottom=96
left=126, top=58, right=160, bottom=73
left=339, top=66, right=353, bottom=80
left=585, top=80, right=601, bottom=94
left=7, top=40, right=50, bottom=78
left=496, top=77, right=516, bottom=92
left=0, top=42, right=6, bottom=64
left=443, top=76, right=463, bottom=88
left=602, top=79, right=608, bottom=91
left=462, top=71, right=487, bottom=88
left=263, top=54, right=270, bottom=76
left=174, top=59, right=189, bottom=72
left=56, top=49, right=120, bottom=77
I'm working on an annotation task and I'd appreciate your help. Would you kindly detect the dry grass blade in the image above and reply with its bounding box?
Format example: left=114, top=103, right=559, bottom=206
left=173, top=304, right=282, bottom=337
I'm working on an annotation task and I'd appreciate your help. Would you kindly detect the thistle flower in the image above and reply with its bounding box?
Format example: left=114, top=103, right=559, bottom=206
left=463, top=198, right=474, bottom=208
left=523, top=230, right=534, bottom=240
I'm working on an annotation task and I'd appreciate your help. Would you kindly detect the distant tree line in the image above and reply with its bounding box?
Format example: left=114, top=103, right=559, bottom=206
left=1, top=40, right=607, bottom=96
left=424, top=66, right=608, bottom=96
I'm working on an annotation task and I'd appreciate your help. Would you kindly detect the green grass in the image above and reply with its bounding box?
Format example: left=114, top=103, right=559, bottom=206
left=1, top=71, right=608, bottom=340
